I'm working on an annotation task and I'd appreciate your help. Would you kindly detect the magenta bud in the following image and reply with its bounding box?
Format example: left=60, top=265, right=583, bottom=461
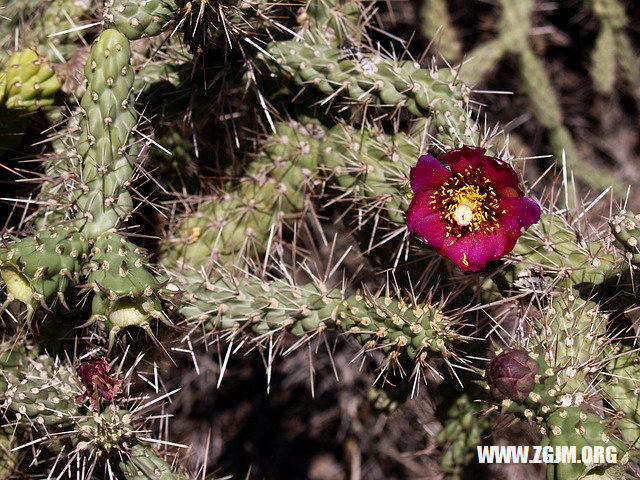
left=486, top=349, right=538, bottom=402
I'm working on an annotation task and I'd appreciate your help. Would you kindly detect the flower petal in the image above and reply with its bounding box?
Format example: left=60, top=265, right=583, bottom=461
left=413, top=213, right=448, bottom=250
left=439, top=146, right=486, bottom=176
left=498, top=197, right=541, bottom=231
left=406, top=190, right=441, bottom=235
left=439, top=232, right=498, bottom=272
left=410, top=155, right=451, bottom=192
left=478, top=155, right=522, bottom=192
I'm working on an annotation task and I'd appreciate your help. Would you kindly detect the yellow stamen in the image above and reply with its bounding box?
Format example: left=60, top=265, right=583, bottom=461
left=434, top=168, right=500, bottom=235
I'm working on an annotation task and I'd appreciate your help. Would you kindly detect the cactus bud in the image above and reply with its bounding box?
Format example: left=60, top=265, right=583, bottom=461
left=486, top=349, right=538, bottom=402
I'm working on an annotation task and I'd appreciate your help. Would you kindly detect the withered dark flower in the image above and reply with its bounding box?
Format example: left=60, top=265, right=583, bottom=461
left=486, top=349, right=539, bottom=402
left=406, top=146, right=541, bottom=271
left=75, top=356, right=122, bottom=407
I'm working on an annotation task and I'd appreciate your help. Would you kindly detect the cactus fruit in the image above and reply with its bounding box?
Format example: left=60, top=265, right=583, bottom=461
left=0, top=48, right=62, bottom=153
left=84, top=233, right=168, bottom=349
left=485, top=348, right=538, bottom=402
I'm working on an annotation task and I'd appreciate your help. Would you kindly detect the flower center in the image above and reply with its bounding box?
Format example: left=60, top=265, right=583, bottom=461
left=433, top=169, right=501, bottom=236
left=452, top=200, right=474, bottom=226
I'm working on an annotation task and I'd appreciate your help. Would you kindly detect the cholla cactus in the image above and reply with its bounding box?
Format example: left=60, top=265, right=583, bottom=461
left=1, top=0, right=640, bottom=479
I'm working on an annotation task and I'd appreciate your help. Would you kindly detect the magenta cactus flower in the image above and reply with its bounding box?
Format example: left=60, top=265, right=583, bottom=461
left=74, top=356, right=122, bottom=407
left=486, top=349, right=539, bottom=402
left=405, top=146, right=541, bottom=271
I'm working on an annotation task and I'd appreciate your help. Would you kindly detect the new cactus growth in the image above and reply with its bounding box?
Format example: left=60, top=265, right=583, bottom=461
left=84, top=233, right=168, bottom=349
left=0, top=48, right=62, bottom=153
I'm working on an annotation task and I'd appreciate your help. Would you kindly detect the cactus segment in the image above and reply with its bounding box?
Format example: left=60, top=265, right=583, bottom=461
left=602, top=346, right=640, bottom=448
left=0, top=353, right=189, bottom=478
left=162, top=119, right=421, bottom=273
left=436, top=393, right=490, bottom=480
left=72, top=28, right=138, bottom=238
left=497, top=212, right=618, bottom=295
left=119, top=442, right=190, bottom=479
left=2, top=355, right=82, bottom=430
left=259, top=41, right=480, bottom=148
left=590, top=25, right=617, bottom=95
left=297, top=0, right=361, bottom=44
left=178, top=273, right=459, bottom=366
left=419, top=0, right=461, bottom=62
left=0, top=226, right=90, bottom=323
left=161, top=121, right=323, bottom=271
left=541, top=407, right=627, bottom=480
left=0, top=426, right=19, bottom=478
left=458, top=38, right=506, bottom=86
left=610, top=210, right=640, bottom=265
left=32, top=0, right=93, bottom=61
left=104, top=0, right=182, bottom=40
left=485, top=351, right=629, bottom=479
